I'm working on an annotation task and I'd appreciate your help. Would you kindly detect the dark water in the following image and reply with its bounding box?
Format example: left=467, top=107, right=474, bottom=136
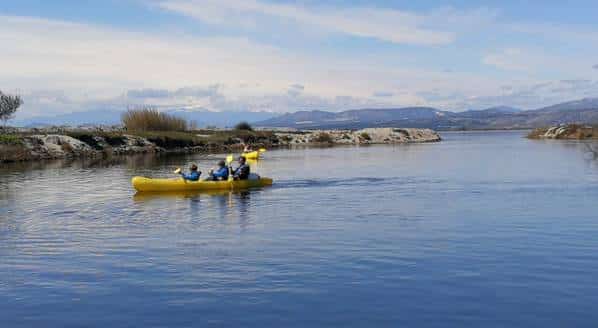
left=2, top=131, right=598, bottom=327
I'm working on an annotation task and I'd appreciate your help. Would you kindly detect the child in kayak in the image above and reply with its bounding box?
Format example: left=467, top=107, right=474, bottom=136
left=176, top=164, right=201, bottom=181
left=231, top=156, right=250, bottom=180
left=208, top=160, right=229, bottom=181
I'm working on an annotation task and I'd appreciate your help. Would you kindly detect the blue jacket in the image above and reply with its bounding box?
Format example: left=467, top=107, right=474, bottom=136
left=181, top=170, right=201, bottom=181
left=212, top=167, right=229, bottom=180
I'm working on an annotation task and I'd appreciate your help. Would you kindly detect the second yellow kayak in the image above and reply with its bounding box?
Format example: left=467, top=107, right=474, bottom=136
left=242, top=151, right=260, bottom=159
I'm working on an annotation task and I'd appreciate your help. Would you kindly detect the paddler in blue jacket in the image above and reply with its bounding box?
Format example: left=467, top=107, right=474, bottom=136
left=208, top=160, right=229, bottom=181
left=176, top=163, right=201, bottom=181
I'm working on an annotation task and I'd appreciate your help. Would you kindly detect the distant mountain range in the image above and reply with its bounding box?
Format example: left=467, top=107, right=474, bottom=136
left=14, top=109, right=277, bottom=128
left=13, top=97, right=598, bottom=130
left=255, top=98, right=598, bottom=130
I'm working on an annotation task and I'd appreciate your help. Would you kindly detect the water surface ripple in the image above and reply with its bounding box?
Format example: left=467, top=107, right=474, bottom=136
left=2, top=131, right=598, bottom=327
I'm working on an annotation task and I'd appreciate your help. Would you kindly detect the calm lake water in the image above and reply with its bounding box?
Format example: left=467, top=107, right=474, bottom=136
left=2, top=131, right=598, bottom=327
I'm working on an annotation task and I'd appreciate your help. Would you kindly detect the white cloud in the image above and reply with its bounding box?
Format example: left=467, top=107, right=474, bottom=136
left=372, top=91, right=394, bottom=98
left=0, top=14, right=469, bottom=118
left=482, top=47, right=594, bottom=76
left=510, top=22, right=598, bottom=44
left=2, top=10, right=598, bottom=120
left=482, top=48, right=530, bottom=71
left=157, top=0, right=456, bottom=45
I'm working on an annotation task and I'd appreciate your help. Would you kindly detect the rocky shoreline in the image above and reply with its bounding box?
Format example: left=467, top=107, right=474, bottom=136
left=0, top=127, right=441, bottom=163
left=528, top=124, right=597, bottom=140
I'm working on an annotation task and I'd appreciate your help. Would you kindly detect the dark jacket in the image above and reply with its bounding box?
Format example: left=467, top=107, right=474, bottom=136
left=232, top=163, right=250, bottom=180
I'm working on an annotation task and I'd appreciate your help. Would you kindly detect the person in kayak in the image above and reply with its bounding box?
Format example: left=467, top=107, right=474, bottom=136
left=208, top=160, right=229, bottom=181
left=178, top=164, right=201, bottom=181
left=231, top=156, right=250, bottom=180
left=243, top=143, right=253, bottom=153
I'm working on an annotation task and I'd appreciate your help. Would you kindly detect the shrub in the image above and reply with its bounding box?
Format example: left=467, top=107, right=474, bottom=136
left=234, top=121, right=253, bottom=131
left=136, top=131, right=205, bottom=148
left=312, top=132, right=334, bottom=143
left=0, top=134, right=23, bottom=145
left=0, top=91, right=23, bottom=126
left=122, top=108, right=187, bottom=131
left=360, top=132, right=371, bottom=141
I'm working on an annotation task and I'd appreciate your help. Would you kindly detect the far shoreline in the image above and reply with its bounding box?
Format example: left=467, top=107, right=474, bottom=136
left=0, top=127, right=441, bottom=164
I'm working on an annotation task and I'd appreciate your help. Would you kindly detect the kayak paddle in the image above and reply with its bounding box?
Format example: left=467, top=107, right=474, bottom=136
left=226, top=154, right=235, bottom=182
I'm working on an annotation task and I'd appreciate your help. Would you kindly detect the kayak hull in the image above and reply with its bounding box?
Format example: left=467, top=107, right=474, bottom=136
left=242, top=151, right=260, bottom=159
left=132, top=176, right=273, bottom=192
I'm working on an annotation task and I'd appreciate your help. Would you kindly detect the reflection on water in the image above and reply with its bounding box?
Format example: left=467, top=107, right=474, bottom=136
left=2, top=131, right=598, bottom=327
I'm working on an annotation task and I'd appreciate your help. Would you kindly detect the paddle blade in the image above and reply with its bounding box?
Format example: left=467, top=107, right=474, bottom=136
left=259, top=148, right=267, bottom=152
left=173, top=168, right=181, bottom=174
left=226, top=154, right=234, bottom=164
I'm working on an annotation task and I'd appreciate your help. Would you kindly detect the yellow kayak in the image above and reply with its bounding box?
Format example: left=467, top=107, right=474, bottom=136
left=132, top=176, right=273, bottom=192
left=242, top=151, right=260, bottom=159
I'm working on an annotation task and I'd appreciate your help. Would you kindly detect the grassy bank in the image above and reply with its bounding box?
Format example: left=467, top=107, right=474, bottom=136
left=67, top=129, right=278, bottom=149
left=0, top=128, right=280, bottom=163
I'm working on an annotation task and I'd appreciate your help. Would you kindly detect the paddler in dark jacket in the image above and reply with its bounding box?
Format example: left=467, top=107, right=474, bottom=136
left=231, top=156, right=250, bottom=180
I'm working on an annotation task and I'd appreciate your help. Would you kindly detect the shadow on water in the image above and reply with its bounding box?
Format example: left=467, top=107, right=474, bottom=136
left=0, top=153, right=163, bottom=173
left=0, top=151, right=239, bottom=175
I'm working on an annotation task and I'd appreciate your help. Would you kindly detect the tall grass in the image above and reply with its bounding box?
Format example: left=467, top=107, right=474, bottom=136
left=122, top=108, right=188, bottom=132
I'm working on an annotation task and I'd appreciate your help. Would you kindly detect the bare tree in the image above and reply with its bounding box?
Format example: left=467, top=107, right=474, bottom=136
left=0, top=90, right=23, bottom=127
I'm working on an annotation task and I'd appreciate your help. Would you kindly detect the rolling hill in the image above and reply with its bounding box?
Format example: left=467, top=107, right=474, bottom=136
left=255, top=98, right=598, bottom=130
left=12, top=97, right=598, bottom=130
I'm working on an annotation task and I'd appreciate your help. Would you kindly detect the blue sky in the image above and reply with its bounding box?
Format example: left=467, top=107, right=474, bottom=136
left=1, top=0, right=598, bottom=119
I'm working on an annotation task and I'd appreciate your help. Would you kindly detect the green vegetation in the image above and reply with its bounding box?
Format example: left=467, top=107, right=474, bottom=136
left=67, top=128, right=277, bottom=150
left=0, top=134, right=23, bottom=145
left=137, top=131, right=204, bottom=148
left=359, top=132, right=371, bottom=141
left=122, top=108, right=188, bottom=132
left=0, top=91, right=23, bottom=126
left=0, top=134, right=27, bottom=162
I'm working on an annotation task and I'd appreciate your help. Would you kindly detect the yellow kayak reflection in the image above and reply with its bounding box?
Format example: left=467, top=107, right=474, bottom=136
left=133, top=188, right=251, bottom=201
